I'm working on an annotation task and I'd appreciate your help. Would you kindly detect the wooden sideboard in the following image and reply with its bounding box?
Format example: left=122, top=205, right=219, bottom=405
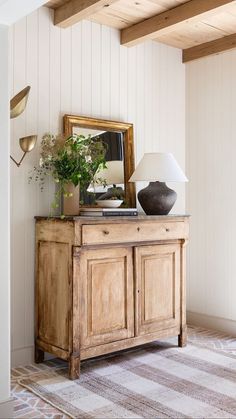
left=35, top=215, right=189, bottom=379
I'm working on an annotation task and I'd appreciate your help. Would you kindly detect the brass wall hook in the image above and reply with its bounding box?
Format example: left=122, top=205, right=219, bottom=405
left=10, top=135, right=37, bottom=167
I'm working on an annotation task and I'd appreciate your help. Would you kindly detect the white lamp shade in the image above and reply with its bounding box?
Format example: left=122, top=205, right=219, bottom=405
left=129, top=153, right=188, bottom=183
left=94, top=160, right=124, bottom=186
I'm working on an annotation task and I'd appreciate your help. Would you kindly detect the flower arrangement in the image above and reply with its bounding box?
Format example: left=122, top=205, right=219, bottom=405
left=29, top=133, right=107, bottom=213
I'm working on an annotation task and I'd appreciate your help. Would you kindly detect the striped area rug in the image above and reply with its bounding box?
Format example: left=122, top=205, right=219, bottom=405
left=18, top=331, right=236, bottom=418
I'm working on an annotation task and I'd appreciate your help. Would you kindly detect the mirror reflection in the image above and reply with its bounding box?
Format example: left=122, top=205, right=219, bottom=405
left=73, top=126, right=125, bottom=205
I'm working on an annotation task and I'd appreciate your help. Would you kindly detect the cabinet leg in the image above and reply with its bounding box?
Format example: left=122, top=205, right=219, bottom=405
left=178, top=326, right=187, bottom=347
left=35, top=346, right=44, bottom=363
left=69, top=354, right=80, bottom=380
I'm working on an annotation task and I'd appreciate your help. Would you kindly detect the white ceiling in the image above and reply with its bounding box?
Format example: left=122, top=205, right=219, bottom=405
left=0, top=0, right=48, bottom=25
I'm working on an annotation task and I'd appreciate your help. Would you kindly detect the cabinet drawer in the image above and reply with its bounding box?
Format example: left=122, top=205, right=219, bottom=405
left=82, top=220, right=188, bottom=245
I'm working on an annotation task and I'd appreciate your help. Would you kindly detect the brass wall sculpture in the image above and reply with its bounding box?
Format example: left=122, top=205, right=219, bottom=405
left=10, top=86, right=30, bottom=119
left=10, top=135, right=37, bottom=167
left=10, top=86, right=37, bottom=167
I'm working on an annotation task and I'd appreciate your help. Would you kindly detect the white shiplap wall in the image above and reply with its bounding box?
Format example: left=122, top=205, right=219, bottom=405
left=186, top=50, right=236, bottom=328
left=10, top=6, right=185, bottom=366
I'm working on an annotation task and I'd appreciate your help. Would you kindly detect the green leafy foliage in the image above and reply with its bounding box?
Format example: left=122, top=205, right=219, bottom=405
left=29, top=133, right=107, bottom=214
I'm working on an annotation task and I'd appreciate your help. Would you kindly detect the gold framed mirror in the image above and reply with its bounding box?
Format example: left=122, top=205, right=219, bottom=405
left=64, top=115, right=136, bottom=208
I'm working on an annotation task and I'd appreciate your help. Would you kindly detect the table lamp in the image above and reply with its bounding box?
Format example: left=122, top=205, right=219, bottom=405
left=129, top=152, right=188, bottom=215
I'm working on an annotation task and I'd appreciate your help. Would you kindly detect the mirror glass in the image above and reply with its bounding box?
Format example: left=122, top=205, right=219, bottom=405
left=64, top=115, right=136, bottom=208
left=73, top=126, right=125, bottom=204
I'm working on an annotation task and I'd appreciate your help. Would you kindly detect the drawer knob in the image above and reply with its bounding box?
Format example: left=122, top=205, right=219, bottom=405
left=103, top=230, right=110, bottom=235
left=137, top=227, right=140, bottom=232
left=166, top=228, right=170, bottom=232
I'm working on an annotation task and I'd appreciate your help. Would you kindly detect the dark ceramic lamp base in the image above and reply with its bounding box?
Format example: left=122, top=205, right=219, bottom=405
left=138, top=182, right=177, bottom=215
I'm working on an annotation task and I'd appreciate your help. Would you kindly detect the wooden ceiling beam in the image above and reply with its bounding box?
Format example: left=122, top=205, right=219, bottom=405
left=54, top=0, right=120, bottom=28
left=121, top=0, right=235, bottom=47
left=183, top=32, right=236, bottom=62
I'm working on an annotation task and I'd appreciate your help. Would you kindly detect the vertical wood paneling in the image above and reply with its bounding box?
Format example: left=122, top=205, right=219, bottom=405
left=135, top=43, right=145, bottom=163
left=60, top=24, right=72, bottom=117
left=11, top=17, right=27, bottom=351
left=186, top=49, right=236, bottom=322
left=49, top=9, right=61, bottom=133
left=81, top=20, right=92, bottom=116
left=119, top=44, right=128, bottom=122
left=71, top=22, right=82, bottom=115
left=25, top=11, right=39, bottom=347
left=10, top=6, right=185, bottom=366
left=110, top=28, right=120, bottom=120
left=151, top=42, right=157, bottom=153
left=38, top=7, right=51, bottom=214
left=144, top=42, right=153, bottom=152
left=91, top=22, right=101, bottom=118
left=157, top=44, right=167, bottom=153
left=101, top=25, right=110, bottom=119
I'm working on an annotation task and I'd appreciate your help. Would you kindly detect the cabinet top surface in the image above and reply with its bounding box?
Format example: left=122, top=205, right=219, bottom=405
left=35, top=214, right=189, bottom=224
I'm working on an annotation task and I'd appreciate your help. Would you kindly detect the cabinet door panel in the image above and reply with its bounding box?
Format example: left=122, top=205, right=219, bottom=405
left=135, top=244, right=180, bottom=336
left=79, top=247, right=134, bottom=348
left=37, top=241, right=70, bottom=350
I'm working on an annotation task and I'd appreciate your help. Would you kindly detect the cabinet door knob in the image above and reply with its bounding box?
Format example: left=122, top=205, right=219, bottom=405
left=103, top=230, right=110, bottom=235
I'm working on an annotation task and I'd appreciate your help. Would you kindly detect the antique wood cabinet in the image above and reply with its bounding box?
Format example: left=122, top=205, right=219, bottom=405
left=35, top=215, right=189, bottom=379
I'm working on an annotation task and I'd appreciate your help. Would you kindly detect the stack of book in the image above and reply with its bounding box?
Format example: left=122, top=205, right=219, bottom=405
left=80, top=207, right=138, bottom=217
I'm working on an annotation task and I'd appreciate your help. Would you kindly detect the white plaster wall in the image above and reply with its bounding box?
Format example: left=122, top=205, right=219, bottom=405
left=186, top=50, right=236, bottom=328
left=0, top=0, right=47, bottom=25
left=0, top=23, right=10, bottom=406
left=10, top=6, right=186, bottom=366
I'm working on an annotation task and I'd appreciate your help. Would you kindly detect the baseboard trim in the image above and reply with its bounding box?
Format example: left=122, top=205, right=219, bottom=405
left=11, top=346, right=34, bottom=368
left=187, top=311, right=236, bottom=336
left=12, top=346, right=54, bottom=368
left=0, top=398, right=14, bottom=419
